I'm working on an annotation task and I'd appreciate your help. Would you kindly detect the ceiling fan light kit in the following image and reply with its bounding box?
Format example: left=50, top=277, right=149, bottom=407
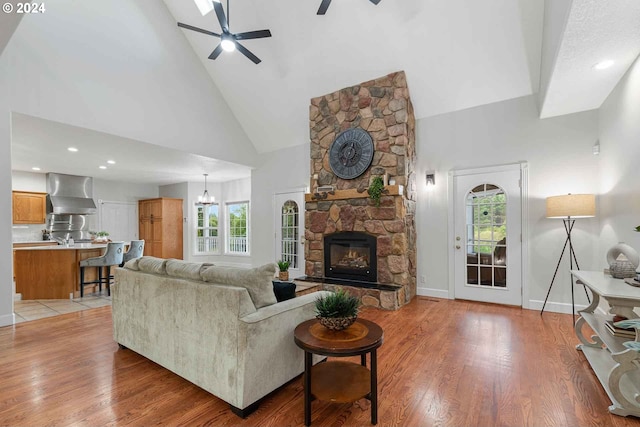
left=178, top=0, right=271, bottom=64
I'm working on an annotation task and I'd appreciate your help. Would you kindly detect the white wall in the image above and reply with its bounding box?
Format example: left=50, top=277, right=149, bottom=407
left=416, top=94, right=601, bottom=312
left=598, top=56, right=640, bottom=258
left=3, top=0, right=257, bottom=168
left=251, top=144, right=310, bottom=268
left=0, top=63, right=13, bottom=326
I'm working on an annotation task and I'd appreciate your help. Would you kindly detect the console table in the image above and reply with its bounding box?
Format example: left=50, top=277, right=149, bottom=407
left=571, top=270, right=640, bottom=417
left=294, top=318, right=383, bottom=426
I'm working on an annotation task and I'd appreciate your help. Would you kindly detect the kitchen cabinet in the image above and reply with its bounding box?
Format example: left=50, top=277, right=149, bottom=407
left=12, top=191, right=46, bottom=224
left=139, top=198, right=183, bottom=259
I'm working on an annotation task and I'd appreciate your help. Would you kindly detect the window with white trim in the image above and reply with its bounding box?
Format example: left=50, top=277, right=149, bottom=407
left=226, top=201, right=249, bottom=254
left=195, top=204, right=219, bottom=254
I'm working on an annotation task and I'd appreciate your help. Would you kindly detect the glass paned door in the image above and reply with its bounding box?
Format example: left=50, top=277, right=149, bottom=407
left=274, top=191, right=305, bottom=279
left=281, top=200, right=299, bottom=268
left=465, top=184, right=507, bottom=288
left=453, top=166, right=522, bottom=306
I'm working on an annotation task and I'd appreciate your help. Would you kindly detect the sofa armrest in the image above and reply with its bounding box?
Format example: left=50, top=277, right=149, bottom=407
left=235, top=290, right=331, bottom=408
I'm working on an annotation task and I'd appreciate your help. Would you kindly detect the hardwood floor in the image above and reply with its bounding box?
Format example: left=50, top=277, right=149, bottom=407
left=1, top=296, right=639, bottom=426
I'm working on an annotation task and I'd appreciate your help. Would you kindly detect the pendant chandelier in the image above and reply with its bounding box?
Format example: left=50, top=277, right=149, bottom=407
left=196, top=173, right=214, bottom=205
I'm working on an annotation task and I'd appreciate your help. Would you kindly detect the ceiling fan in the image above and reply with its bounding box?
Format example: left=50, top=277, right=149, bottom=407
left=317, top=0, right=381, bottom=15
left=177, top=0, right=272, bottom=64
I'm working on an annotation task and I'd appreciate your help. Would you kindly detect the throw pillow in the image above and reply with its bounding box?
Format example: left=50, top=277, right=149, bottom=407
left=123, top=258, right=140, bottom=271
left=138, top=256, right=168, bottom=275
left=272, top=280, right=296, bottom=302
left=166, top=259, right=213, bottom=281
left=201, top=263, right=278, bottom=308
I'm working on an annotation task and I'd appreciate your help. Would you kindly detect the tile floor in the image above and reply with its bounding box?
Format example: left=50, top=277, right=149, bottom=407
left=13, top=292, right=112, bottom=323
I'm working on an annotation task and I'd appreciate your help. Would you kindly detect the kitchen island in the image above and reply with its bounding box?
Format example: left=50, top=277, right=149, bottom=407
left=14, top=243, right=115, bottom=299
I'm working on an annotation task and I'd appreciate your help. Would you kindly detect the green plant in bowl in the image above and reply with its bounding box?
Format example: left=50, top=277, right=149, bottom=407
left=315, top=289, right=361, bottom=330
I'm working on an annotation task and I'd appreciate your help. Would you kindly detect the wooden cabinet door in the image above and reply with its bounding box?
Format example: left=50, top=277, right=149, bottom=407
left=13, top=191, right=46, bottom=224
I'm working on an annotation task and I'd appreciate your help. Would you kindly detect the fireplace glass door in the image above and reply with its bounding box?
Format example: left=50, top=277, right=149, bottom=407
left=324, top=232, right=377, bottom=282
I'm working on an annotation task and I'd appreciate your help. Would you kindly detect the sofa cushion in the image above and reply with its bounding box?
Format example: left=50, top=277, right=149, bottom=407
left=138, top=256, right=168, bottom=275
left=272, top=281, right=296, bottom=302
left=123, top=258, right=140, bottom=270
left=166, top=259, right=212, bottom=281
left=201, top=263, right=278, bottom=308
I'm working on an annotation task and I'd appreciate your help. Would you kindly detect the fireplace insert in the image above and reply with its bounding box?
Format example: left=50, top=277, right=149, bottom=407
left=324, top=232, right=377, bottom=283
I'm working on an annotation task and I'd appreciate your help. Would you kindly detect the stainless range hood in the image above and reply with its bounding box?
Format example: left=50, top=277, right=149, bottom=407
left=46, top=173, right=97, bottom=215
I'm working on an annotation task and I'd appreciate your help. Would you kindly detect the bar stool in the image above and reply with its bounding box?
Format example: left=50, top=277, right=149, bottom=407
left=120, top=240, right=145, bottom=267
left=79, top=242, right=125, bottom=297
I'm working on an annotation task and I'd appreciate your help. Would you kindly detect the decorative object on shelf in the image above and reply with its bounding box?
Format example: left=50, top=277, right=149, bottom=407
left=624, top=278, right=640, bottom=287
left=541, top=193, right=596, bottom=319
left=277, top=260, right=290, bottom=281
left=606, top=242, right=640, bottom=279
left=315, top=288, right=361, bottom=331
left=195, top=174, right=214, bottom=206
left=328, top=128, right=374, bottom=180
left=367, top=176, right=386, bottom=207
left=94, top=231, right=110, bottom=242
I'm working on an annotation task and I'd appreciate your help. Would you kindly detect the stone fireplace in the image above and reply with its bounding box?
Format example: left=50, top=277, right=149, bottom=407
left=304, top=71, right=417, bottom=310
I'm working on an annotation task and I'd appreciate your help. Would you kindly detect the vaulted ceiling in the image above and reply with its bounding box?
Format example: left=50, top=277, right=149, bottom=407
left=2, top=0, right=640, bottom=183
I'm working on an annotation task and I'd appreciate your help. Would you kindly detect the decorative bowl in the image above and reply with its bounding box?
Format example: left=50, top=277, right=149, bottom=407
left=318, top=315, right=357, bottom=331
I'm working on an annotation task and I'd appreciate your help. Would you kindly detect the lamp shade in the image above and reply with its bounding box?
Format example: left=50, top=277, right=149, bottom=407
left=546, top=194, right=595, bottom=218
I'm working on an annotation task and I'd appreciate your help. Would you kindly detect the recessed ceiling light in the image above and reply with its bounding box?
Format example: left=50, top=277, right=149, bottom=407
left=67, top=147, right=79, bottom=152
left=99, top=165, right=107, bottom=170
left=594, top=60, right=614, bottom=70
left=107, top=160, right=116, bottom=164
left=31, top=167, right=41, bottom=171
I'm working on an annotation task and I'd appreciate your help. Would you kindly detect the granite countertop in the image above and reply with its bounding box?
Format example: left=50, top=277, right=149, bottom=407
left=13, top=243, right=111, bottom=251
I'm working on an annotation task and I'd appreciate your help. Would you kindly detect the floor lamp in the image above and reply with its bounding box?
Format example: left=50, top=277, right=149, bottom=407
left=540, top=194, right=596, bottom=319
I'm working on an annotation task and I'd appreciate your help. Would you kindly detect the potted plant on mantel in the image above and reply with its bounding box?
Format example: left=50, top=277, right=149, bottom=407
left=315, top=289, right=361, bottom=331
left=277, top=260, right=290, bottom=281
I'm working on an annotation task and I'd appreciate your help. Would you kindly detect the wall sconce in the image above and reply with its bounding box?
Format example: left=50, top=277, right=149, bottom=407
left=426, top=172, right=435, bottom=187
left=592, top=141, right=600, bottom=155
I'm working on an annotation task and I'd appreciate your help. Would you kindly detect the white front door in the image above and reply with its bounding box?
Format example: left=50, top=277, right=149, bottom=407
left=453, top=165, right=522, bottom=306
left=274, top=191, right=305, bottom=280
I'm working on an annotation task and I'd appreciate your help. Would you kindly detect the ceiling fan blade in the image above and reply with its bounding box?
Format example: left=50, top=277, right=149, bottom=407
left=235, top=41, right=261, bottom=64
left=213, top=1, right=229, bottom=33
left=317, top=0, right=331, bottom=15
left=177, top=22, right=220, bottom=38
left=234, top=29, right=272, bottom=41
left=208, top=44, right=223, bottom=60
left=370, top=0, right=382, bottom=4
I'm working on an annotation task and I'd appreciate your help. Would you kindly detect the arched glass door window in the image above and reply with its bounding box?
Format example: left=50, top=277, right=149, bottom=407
left=465, top=184, right=507, bottom=288
left=281, top=200, right=298, bottom=268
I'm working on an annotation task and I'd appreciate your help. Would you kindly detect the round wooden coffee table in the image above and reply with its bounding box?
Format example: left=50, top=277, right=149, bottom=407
left=294, top=318, right=384, bottom=426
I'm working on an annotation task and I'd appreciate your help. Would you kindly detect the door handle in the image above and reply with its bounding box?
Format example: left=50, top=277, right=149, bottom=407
left=455, top=245, right=461, bottom=249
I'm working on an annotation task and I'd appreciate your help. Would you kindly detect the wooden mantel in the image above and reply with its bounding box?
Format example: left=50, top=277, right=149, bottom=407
left=305, top=185, right=404, bottom=202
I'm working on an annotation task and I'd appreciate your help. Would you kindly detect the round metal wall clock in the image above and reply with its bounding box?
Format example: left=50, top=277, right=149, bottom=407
left=328, top=128, right=374, bottom=179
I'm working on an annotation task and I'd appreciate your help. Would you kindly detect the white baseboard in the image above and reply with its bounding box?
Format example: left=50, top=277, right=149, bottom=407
left=14, top=293, right=21, bottom=301
left=528, top=299, right=588, bottom=315
left=0, top=313, right=15, bottom=327
left=417, top=286, right=450, bottom=299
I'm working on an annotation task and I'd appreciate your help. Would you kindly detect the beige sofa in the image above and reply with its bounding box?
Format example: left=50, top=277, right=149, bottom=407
left=112, top=257, right=330, bottom=417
